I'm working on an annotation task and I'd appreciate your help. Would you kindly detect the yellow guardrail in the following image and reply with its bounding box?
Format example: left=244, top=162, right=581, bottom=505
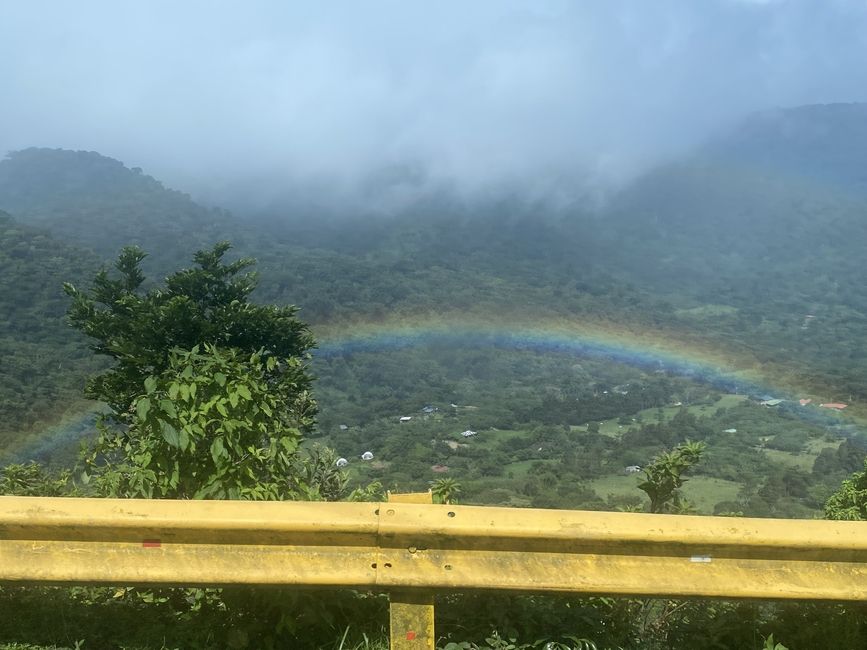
left=2, top=493, right=867, bottom=648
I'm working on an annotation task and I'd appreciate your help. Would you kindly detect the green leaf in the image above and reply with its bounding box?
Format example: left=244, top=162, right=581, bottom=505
left=215, top=401, right=228, bottom=417
left=210, top=437, right=226, bottom=464
left=168, top=382, right=180, bottom=400
left=159, top=399, right=177, bottom=419
left=136, top=397, right=151, bottom=421
left=143, top=377, right=157, bottom=394
left=214, top=372, right=227, bottom=387
left=189, top=382, right=197, bottom=399
left=228, top=391, right=239, bottom=408
left=178, top=427, right=190, bottom=451
left=160, top=421, right=180, bottom=447
left=236, top=385, right=252, bottom=401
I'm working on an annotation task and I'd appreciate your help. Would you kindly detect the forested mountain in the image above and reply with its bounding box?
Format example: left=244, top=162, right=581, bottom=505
left=705, top=102, right=867, bottom=196
left=0, top=148, right=243, bottom=275
left=606, top=103, right=867, bottom=288
left=600, top=104, right=867, bottom=397
left=2, top=102, right=866, bottom=466
left=0, top=210, right=100, bottom=446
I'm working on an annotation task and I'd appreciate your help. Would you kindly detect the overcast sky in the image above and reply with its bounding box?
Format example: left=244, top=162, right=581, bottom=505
left=2, top=0, right=866, bottom=212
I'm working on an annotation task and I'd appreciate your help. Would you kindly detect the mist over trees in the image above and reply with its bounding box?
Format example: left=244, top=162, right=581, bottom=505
left=2, top=2, right=867, bottom=642
left=0, top=43, right=867, bottom=647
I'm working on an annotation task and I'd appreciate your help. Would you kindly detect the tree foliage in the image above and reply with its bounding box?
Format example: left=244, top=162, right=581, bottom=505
left=637, top=440, right=706, bottom=513
left=65, top=243, right=319, bottom=499
left=431, top=477, right=461, bottom=504
left=64, top=241, right=315, bottom=417
left=824, top=458, right=867, bottom=521
left=82, top=345, right=315, bottom=499
left=0, top=462, right=71, bottom=496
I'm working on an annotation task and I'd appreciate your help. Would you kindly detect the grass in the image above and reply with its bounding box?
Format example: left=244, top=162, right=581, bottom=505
left=0, top=632, right=393, bottom=650
left=588, top=474, right=642, bottom=501
left=681, top=477, right=743, bottom=512
left=469, top=428, right=527, bottom=450
left=334, top=628, right=389, bottom=650
left=0, top=646, right=78, bottom=650
left=501, top=458, right=557, bottom=480
left=804, top=436, right=843, bottom=454
left=761, top=448, right=816, bottom=471
left=761, top=437, right=841, bottom=471
left=589, top=475, right=742, bottom=514
left=571, top=394, right=748, bottom=438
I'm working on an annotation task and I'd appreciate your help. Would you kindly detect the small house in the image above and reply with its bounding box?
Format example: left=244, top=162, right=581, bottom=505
left=460, top=430, right=477, bottom=438
left=338, top=424, right=348, bottom=431
left=723, top=428, right=737, bottom=433
left=625, top=465, right=642, bottom=474
left=399, top=416, right=412, bottom=423
left=361, top=451, right=374, bottom=461
left=335, top=457, right=349, bottom=468
left=820, top=402, right=848, bottom=410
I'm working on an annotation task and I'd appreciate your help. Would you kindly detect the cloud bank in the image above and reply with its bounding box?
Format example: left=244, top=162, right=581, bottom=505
left=2, top=0, right=866, bottom=212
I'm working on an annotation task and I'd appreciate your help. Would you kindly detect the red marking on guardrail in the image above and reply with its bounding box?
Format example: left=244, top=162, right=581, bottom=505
left=406, top=631, right=416, bottom=640
left=142, top=539, right=161, bottom=548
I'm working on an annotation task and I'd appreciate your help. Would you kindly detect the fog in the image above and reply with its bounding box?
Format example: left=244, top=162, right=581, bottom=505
left=2, top=0, right=866, bottom=213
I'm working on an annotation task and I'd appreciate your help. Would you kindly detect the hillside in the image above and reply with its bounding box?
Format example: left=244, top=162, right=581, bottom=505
left=0, top=148, right=244, bottom=273
left=0, top=149, right=647, bottom=327
left=0, top=210, right=100, bottom=451
left=601, top=103, right=867, bottom=398
left=705, top=102, right=867, bottom=196
left=1, top=103, right=867, bottom=510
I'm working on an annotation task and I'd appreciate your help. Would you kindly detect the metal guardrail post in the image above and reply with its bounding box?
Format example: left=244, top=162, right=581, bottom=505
left=387, top=491, right=435, bottom=650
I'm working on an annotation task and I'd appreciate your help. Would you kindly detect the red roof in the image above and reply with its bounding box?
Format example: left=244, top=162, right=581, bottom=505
left=819, top=402, right=848, bottom=410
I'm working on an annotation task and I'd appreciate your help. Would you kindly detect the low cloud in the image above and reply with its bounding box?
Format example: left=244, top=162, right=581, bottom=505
left=1, top=1, right=866, bottom=213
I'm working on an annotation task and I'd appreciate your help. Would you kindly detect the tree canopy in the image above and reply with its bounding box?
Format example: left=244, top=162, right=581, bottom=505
left=637, top=440, right=707, bottom=513
left=64, top=241, right=315, bottom=417
left=825, top=458, right=867, bottom=521
left=65, top=242, right=319, bottom=499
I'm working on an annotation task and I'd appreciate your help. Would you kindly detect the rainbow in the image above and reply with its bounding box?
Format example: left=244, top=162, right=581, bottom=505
left=4, top=315, right=860, bottom=462
left=311, top=314, right=862, bottom=432
left=314, top=315, right=772, bottom=396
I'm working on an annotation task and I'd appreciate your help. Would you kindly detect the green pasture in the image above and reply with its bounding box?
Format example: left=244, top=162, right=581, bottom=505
left=761, top=437, right=841, bottom=471
left=589, top=474, right=742, bottom=514
left=571, top=393, right=748, bottom=438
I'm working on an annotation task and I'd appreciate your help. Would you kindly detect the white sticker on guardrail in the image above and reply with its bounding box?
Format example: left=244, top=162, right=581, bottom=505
left=690, top=555, right=712, bottom=563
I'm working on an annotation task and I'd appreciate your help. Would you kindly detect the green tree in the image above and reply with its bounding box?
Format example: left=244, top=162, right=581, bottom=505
left=82, top=345, right=315, bottom=499
left=65, top=243, right=319, bottom=499
left=64, top=241, right=315, bottom=417
left=0, top=462, right=71, bottom=496
left=637, top=440, right=706, bottom=513
left=431, top=477, right=461, bottom=504
left=825, top=457, right=867, bottom=520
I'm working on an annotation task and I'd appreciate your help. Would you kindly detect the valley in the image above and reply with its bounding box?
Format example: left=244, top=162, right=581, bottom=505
left=3, top=105, right=867, bottom=522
